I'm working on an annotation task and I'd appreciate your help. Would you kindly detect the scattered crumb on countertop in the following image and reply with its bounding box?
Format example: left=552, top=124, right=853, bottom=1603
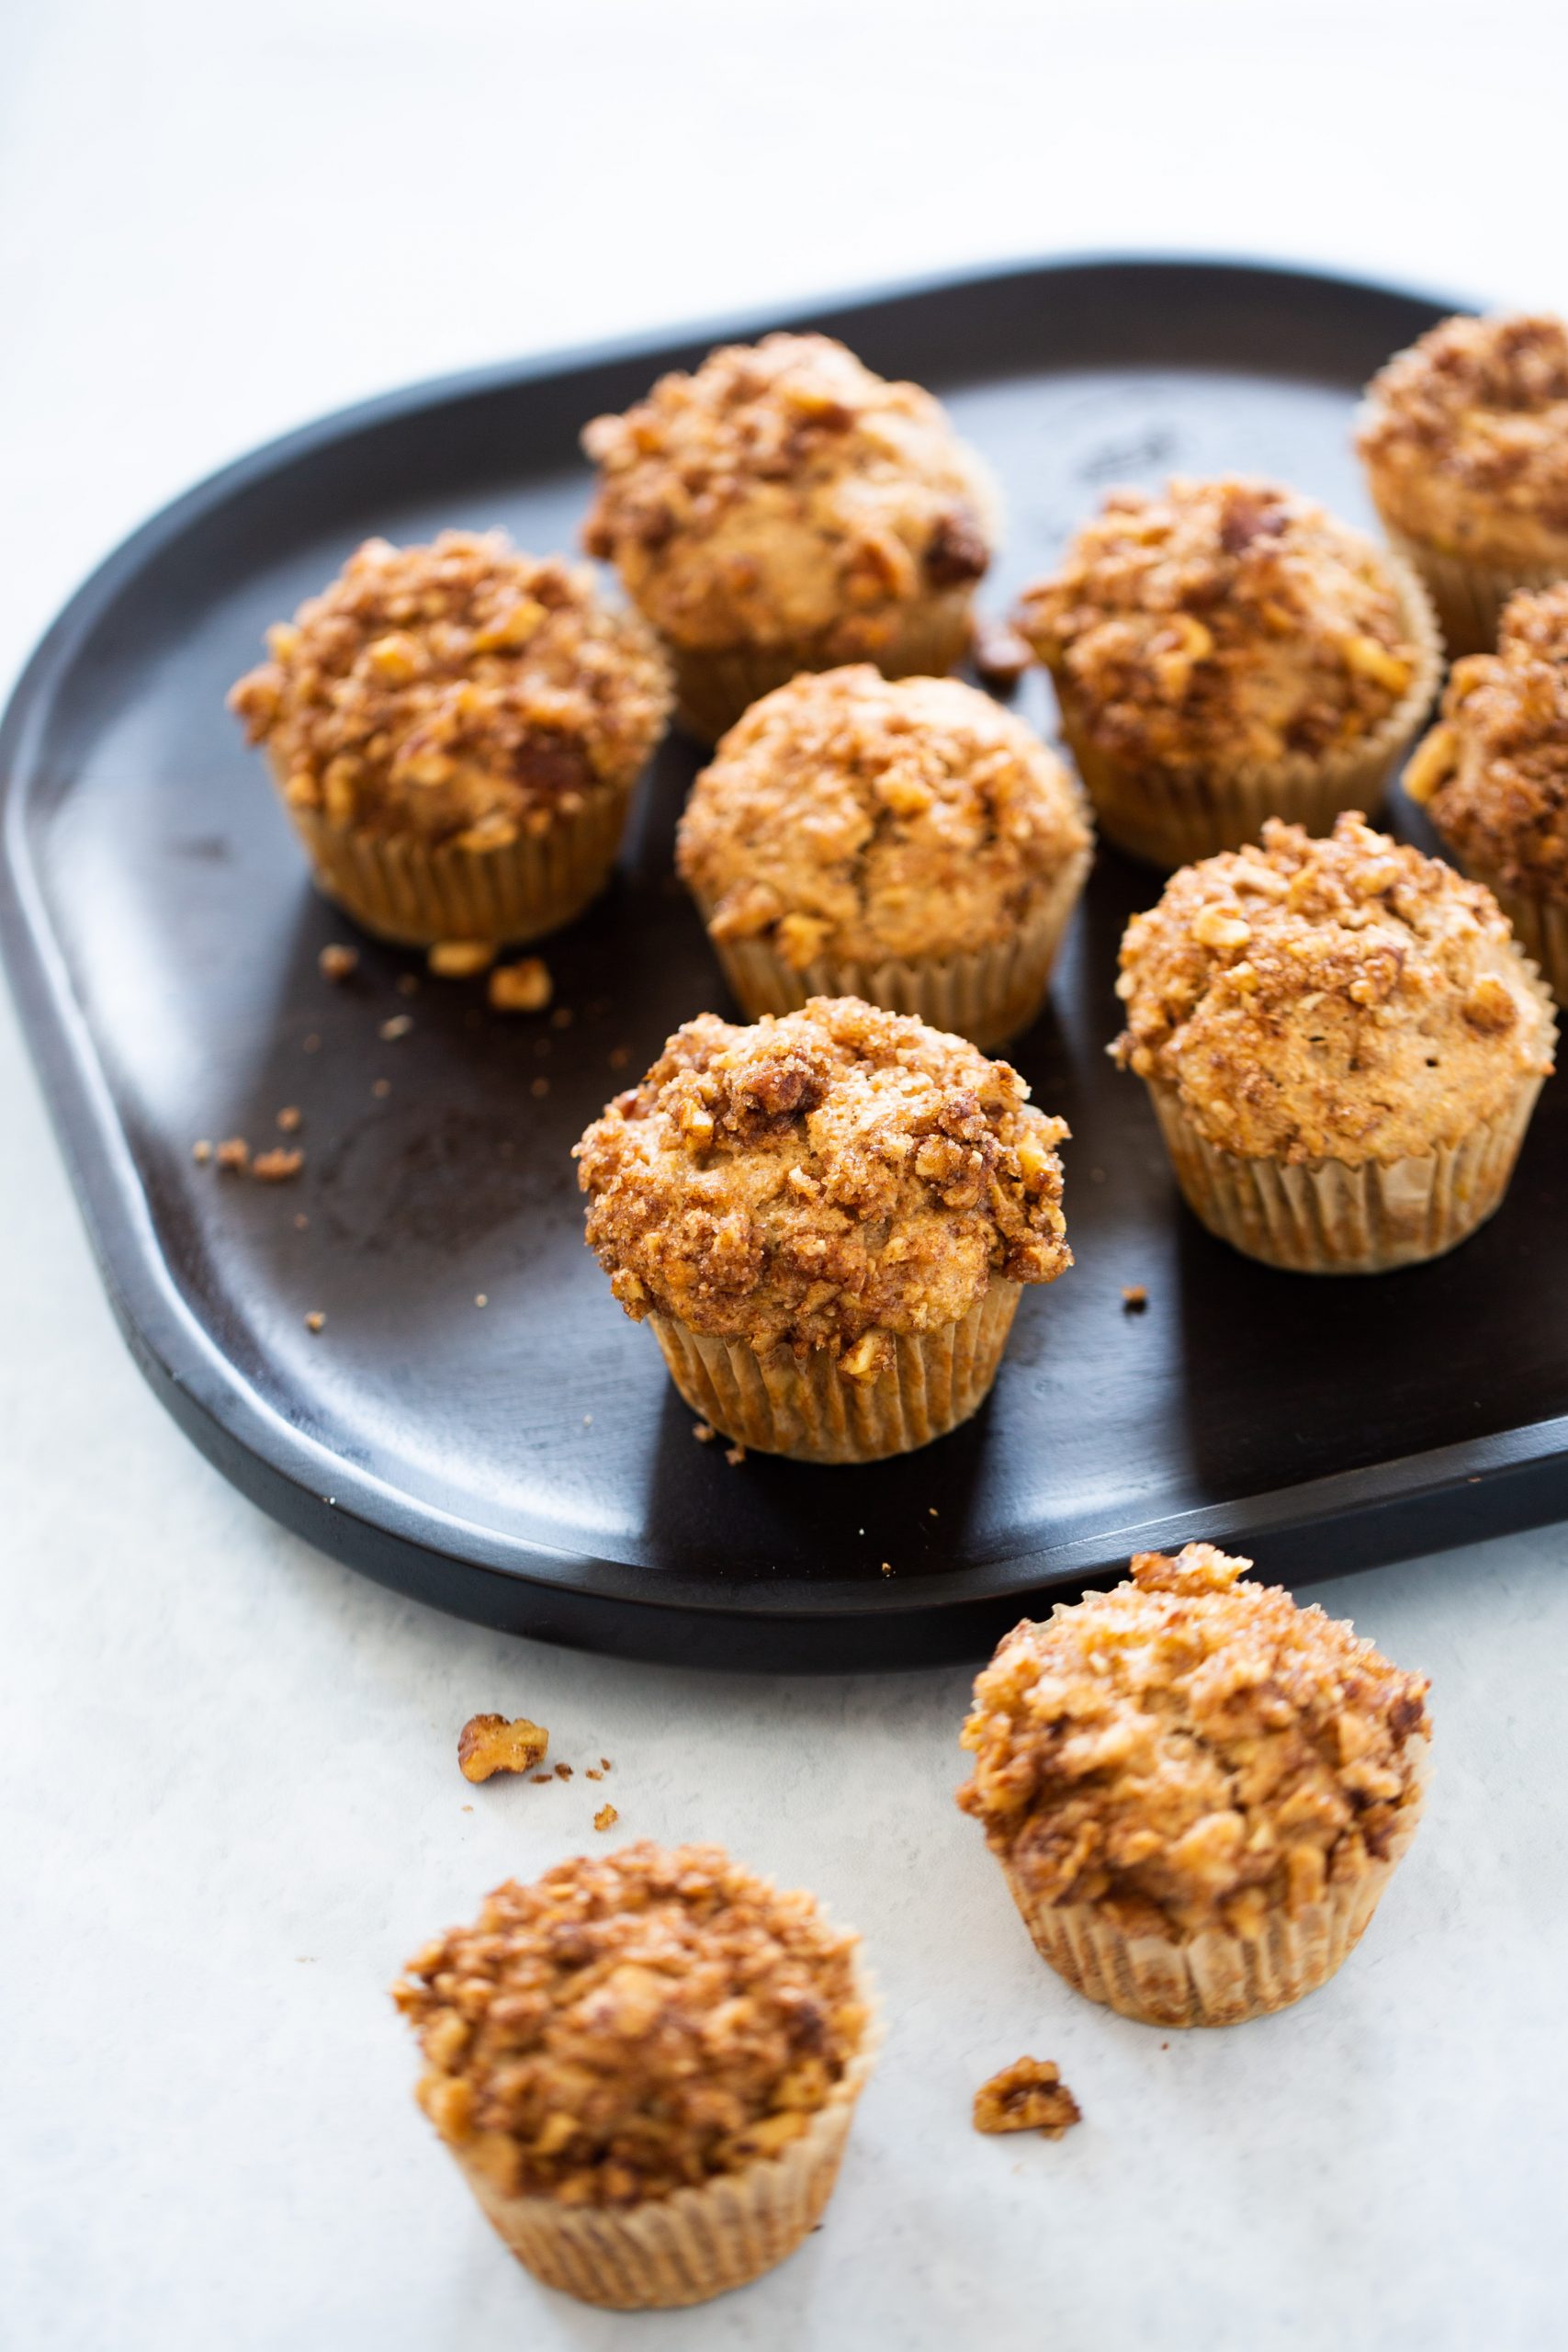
left=379, top=1013, right=412, bottom=1042
left=319, top=944, right=359, bottom=983
left=429, top=940, right=497, bottom=979
left=555, top=1761, right=573, bottom=1781
left=304, top=1311, right=325, bottom=1333
left=372, top=1078, right=391, bottom=1098
left=216, top=1136, right=250, bottom=1171
left=252, top=1147, right=304, bottom=1182
left=276, top=1105, right=302, bottom=1133
left=726, top=1445, right=746, bottom=1466
left=974, top=2058, right=1081, bottom=2139
left=490, top=957, right=553, bottom=1013
left=694, top=1421, right=716, bottom=1443
left=593, top=1804, right=619, bottom=1832
left=1122, top=1284, right=1148, bottom=1312
left=457, top=1713, right=549, bottom=1783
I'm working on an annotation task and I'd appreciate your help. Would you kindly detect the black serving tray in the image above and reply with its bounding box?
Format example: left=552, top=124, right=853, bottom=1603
left=6, top=254, right=1567, bottom=1671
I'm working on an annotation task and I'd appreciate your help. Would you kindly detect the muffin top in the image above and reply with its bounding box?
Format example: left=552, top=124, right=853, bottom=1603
left=676, top=667, right=1092, bottom=968
left=229, top=532, right=671, bottom=846
left=1114, top=813, right=1554, bottom=1161
left=1357, top=312, right=1568, bottom=562
left=1014, top=477, right=1426, bottom=773
left=574, top=996, right=1070, bottom=1366
left=393, top=1843, right=867, bottom=2209
left=957, top=1544, right=1430, bottom=1942
left=1406, top=582, right=1568, bottom=897
left=581, top=334, right=993, bottom=653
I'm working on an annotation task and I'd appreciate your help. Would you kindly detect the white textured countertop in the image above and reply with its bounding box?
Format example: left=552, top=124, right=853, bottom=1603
left=5, top=6, right=1568, bottom=2346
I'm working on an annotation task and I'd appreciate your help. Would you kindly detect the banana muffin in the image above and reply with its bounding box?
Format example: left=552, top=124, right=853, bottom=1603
left=1357, top=312, right=1568, bottom=654
left=1113, top=812, right=1555, bottom=1272
left=581, top=334, right=995, bottom=741
left=229, top=532, right=671, bottom=945
left=573, top=995, right=1070, bottom=1462
left=1014, top=476, right=1439, bottom=865
left=676, top=667, right=1093, bottom=1047
left=393, top=1842, right=876, bottom=2308
left=1404, top=582, right=1568, bottom=1001
left=957, top=1543, right=1431, bottom=2027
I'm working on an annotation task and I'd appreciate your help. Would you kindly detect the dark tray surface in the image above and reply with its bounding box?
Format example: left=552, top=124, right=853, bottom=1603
left=6, top=254, right=1566, bottom=1670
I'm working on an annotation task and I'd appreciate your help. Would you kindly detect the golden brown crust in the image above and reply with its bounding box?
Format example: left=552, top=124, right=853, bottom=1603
left=229, top=533, right=671, bottom=846
left=1357, top=314, right=1568, bottom=563
left=676, top=667, right=1091, bottom=968
left=973, top=2058, right=1081, bottom=2138
left=391, top=1842, right=867, bottom=2209
left=957, top=1545, right=1431, bottom=1943
left=573, top=997, right=1070, bottom=1363
left=1015, top=478, right=1420, bottom=773
left=1407, top=583, right=1568, bottom=898
left=1113, top=813, right=1555, bottom=1161
left=581, top=334, right=993, bottom=653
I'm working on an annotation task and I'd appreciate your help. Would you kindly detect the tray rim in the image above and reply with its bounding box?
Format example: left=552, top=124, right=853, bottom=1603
left=8, top=245, right=1564, bottom=1666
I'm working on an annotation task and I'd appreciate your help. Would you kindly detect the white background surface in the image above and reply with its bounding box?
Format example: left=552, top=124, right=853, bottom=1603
left=5, top=6, right=1568, bottom=2347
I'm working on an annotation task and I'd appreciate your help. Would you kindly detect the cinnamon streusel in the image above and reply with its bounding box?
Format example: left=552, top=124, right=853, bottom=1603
left=392, top=1842, right=876, bottom=2307
left=1404, top=582, right=1568, bottom=1002
left=573, top=995, right=1070, bottom=1460
left=676, top=667, right=1092, bottom=1046
left=1014, top=477, right=1438, bottom=865
left=230, top=532, right=671, bottom=944
left=1358, top=312, right=1568, bottom=653
left=582, top=334, right=995, bottom=740
left=1113, top=812, right=1554, bottom=1270
left=957, top=1544, right=1431, bottom=2026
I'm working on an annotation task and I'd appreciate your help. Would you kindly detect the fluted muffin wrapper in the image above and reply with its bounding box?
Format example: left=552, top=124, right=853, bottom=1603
left=1444, top=865, right=1568, bottom=1010
left=1142, top=1052, right=1551, bottom=1273
left=278, top=779, right=633, bottom=948
left=646, top=1280, right=1021, bottom=1464
left=998, top=1764, right=1427, bottom=2027
left=668, top=589, right=978, bottom=745
left=1047, top=559, right=1441, bottom=867
left=693, top=846, right=1092, bottom=1051
left=444, top=1976, right=882, bottom=2310
left=1377, top=519, right=1568, bottom=660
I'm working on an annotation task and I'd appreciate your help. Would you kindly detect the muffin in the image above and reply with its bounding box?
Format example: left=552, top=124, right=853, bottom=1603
left=392, top=1843, right=877, bottom=2309
left=1404, top=582, right=1568, bottom=1003
left=573, top=996, right=1070, bottom=1462
left=581, top=333, right=996, bottom=741
left=1014, top=477, right=1440, bottom=866
left=958, top=1544, right=1431, bottom=2028
left=1113, top=813, right=1555, bottom=1272
left=675, top=667, right=1093, bottom=1048
left=1358, top=312, right=1568, bottom=655
left=229, top=532, right=671, bottom=946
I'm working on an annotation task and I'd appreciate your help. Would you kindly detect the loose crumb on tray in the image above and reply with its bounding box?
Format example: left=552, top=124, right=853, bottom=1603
left=555, top=1762, right=573, bottom=1781
left=726, top=1445, right=746, bottom=1466
left=276, top=1105, right=302, bottom=1133
left=192, top=1138, right=212, bottom=1163
left=379, top=1013, right=413, bottom=1042
left=694, top=1421, right=716, bottom=1443
left=319, top=944, right=359, bottom=983
left=457, top=1713, right=549, bottom=1783
left=1122, top=1284, right=1148, bottom=1312
left=252, top=1147, right=304, bottom=1182
left=429, top=940, right=497, bottom=979
left=974, top=2058, right=1081, bottom=2139
left=304, top=1311, right=325, bottom=1332
left=490, top=957, right=552, bottom=1013
left=593, top=1804, right=619, bottom=1832
left=216, top=1136, right=250, bottom=1171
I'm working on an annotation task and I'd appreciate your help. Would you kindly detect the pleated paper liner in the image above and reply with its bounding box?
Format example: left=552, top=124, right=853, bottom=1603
left=1447, top=866, right=1568, bottom=1010
left=646, top=1280, right=1021, bottom=1464
left=1045, top=559, right=1441, bottom=867
left=1378, top=520, right=1568, bottom=659
left=446, top=1975, right=882, bottom=2310
left=998, top=1764, right=1427, bottom=2028
left=1143, top=1055, right=1552, bottom=1275
left=668, top=589, right=979, bottom=744
left=280, top=784, right=633, bottom=948
left=693, top=848, right=1091, bottom=1052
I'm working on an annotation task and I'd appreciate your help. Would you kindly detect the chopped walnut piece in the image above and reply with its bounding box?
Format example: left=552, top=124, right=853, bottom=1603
left=600, top=1758, right=612, bottom=1771
left=973, top=2058, right=1081, bottom=2139
left=276, top=1105, right=302, bottom=1134
left=554, top=1761, right=573, bottom=1781
left=1122, top=1284, right=1148, bottom=1312
left=490, top=957, right=553, bottom=1013
left=457, top=1713, right=549, bottom=1784
left=693, top=1421, right=716, bottom=1443
left=379, top=1013, right=412, bottom=1042
left=319, top=944, right=359, bottom=982
left=593, top=1804, right=619, bottom=1832
left=215, top=1137, right=250, bottom=1172
left=304, top=1311, right=325, bottom=1333
left=191, top=1139, right=212, bottom=1164
left=252, top=1147, right=304, bottom=1182
left=726, top=1446, right=746, bottom=1466
left=428, top=940, right=498, bottom=979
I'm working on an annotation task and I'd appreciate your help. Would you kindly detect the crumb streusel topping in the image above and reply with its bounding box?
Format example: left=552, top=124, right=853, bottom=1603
left=1405, top=582, right=1568, bottom=897
left=581, top=334, right=993, bottom=652
left=574, top=996, right=1070, bottom=1368
left=392, top=1842, right=867, bottom=2208
left=1114, top=813, right=1555, bottom=1161
left=1357, top=313, right=1568, bottom=563
left=957, top=1545, right=1430, bottom=1943
left=230, top=533, right=671, bottom=846
left=1015, top=478, right=1421, bottom=773
left=676, top=667, right=1091, bottom=967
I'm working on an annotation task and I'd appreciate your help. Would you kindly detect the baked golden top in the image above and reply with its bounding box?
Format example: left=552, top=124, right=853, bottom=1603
left=1015, top=477, right=1422, bottom=772
left=229, top=533, right=671, bottom=846
left=1357, top=312, right=1568, bottom=560
left=574, top=996, right=1070, bottom=1364
left=1406, top=583, right=1568, bottom=897
left=957, top=1545, right=1430, bottom=1942
left=581, top=334, right=993, bottom=652
left=393, top=1843, right=866, bottom=2209
left=1114, top=814, right=1554, bottom=1161
left=676, top=667, right=1092, bottom=968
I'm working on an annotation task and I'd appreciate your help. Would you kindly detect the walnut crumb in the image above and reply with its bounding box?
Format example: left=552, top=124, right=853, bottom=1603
left=1122, top=1284, right=1148, bottom=1312
left=971, top=616, right=1033, bottom=692
left=397, top=972, right=420, bottom=997
left=974, top=2058, right=1081, bottom=2139
left=252, top=1147, right=304, bottom=1182
left=607, top=1045, right=630, bottom=1069
left=726, top=1445, right=746, bottom=1466
left=319, top=944, right=359, bottom=982
left=600, top=1758, right=612, bottom=1771
left=457, top=1713, right=549, bottom=1783
left=293, top=1213, right=309, bottom=1229
left=880, top=1561, right=895, bottom=1577
left=276, top=1106, right=302, bottom=1134
left=192, top=1139, right=212, bottom=1164
left=586, top=1769, right=603, bottom=1781
left=215, top=1137, right=250, bottom=1171
left=593, top=1804, right=619, bottom=1832
left=693, top=1421, right=716, bottom=1443
left=475, top=1294, right=488, bottom=1307
left=429, top=940, right=497, bottom=979
left=304, top=1311, right=325, bottom=1332
left=490, top=957, right=552, bottom=1013
left=379, top=1013, right=412, bottom=1042
left=555, top=1762, right=573, bottom=1781
left=372, top=1078, right=391, bottom=1098
left=531, top=1772, right=553, bottom=1783
left=530, top=1077, right=550, bottom=1098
